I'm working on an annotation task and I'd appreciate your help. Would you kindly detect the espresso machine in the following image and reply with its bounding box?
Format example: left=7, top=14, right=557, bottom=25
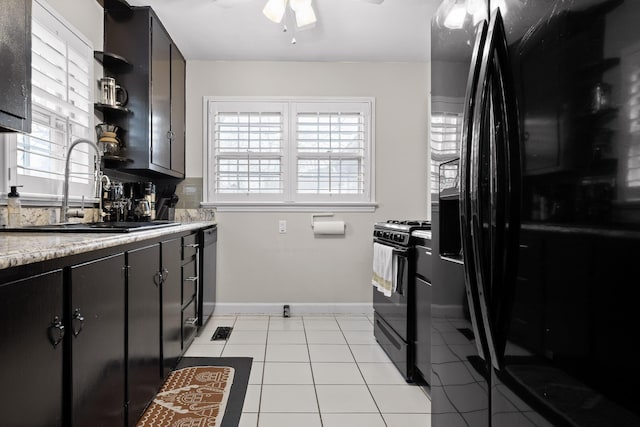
left=101, top=181, right=128, bottom=222
left=101, top=181, right=155, bottom=222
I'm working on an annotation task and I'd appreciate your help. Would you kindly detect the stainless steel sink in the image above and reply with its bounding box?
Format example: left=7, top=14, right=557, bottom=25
left=0, top=221, right=181, bottom=233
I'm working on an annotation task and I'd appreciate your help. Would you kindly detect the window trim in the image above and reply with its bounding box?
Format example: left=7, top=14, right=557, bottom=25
left=202, top=96, right=377, bottom=212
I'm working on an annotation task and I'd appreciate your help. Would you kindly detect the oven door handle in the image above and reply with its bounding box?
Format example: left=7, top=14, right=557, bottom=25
left=394, top=252, right=407, bottom=296
left=392, top=247, right=409, bottom=256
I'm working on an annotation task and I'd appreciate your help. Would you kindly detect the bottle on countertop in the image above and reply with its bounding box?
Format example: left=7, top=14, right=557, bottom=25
left=7, top=185, right=23, bottom=227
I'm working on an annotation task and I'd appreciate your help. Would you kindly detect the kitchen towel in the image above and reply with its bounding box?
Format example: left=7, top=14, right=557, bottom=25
left=372, top=242, right=397, bottom=296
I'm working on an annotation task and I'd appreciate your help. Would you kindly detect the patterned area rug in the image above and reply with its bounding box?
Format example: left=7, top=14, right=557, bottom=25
left=136, top=366, right=234, bottom=427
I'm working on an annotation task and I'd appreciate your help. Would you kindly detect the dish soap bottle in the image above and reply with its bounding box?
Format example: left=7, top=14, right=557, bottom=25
left=7, top=185, right=23, bottom=227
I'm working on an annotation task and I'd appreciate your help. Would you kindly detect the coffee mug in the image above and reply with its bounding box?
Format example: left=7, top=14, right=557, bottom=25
left=98, top=77, right=128, bottom=107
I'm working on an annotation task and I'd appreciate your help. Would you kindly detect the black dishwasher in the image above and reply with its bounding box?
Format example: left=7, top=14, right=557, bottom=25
left=198, top=226, right=217, bottom=327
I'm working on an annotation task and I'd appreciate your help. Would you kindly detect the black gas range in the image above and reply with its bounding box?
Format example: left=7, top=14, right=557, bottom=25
left=373, top=220, right=431, bottom=246
left=372, top=219, right=430, bottom=382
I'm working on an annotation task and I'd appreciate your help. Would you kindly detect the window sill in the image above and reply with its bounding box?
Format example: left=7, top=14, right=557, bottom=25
left=201, top=201, right=378, bottom=213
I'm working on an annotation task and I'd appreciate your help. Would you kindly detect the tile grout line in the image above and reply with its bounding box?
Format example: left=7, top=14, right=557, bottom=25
left=303, top=314, right=325, bottom=427
left=338, top=319, right=390, bottom=427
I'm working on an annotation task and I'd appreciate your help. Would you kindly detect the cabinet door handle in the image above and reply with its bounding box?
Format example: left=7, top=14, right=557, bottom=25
left=47, top=316, right=65, bottom=348
left=184, top=317, right=198, bottom=325
left=161, top=268, right=169, bottom=282
left=153, top=271, right=163, bottom=287
left=185, top=243, right=199, bottom=248
left=72, top=309, right=85, bottom=337
left=184, top=276, right=198, bottom=282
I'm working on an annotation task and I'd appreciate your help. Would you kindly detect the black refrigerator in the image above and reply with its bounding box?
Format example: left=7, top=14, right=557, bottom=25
left=431, top=0, right=640, bottom=426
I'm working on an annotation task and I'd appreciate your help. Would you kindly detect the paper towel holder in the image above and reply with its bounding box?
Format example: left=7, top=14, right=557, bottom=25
left=310, top=212, right=334, bottom=228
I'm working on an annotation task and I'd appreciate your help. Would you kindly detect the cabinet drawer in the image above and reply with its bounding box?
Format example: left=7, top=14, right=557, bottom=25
left=182, top=259, right=197, bottom=306
left=182, top=299, right=197, bottom=350
left=415, top=245, right=432, bottom=282
left=182, top=233, right=198, bottom=261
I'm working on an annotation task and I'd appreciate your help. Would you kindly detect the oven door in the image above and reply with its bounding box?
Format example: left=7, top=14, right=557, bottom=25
left=372, top=243, right=410, bottom=341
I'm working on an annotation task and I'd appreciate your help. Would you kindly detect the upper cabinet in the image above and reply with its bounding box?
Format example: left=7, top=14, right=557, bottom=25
left=0, top=0, right=32, bottom=133
left=103, top=5, right=185, bottom=178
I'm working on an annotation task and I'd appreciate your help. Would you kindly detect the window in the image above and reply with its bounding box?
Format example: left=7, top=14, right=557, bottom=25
left=3, top=0, right=94, bottom=203
left=204, top=97, right=375, bottom=211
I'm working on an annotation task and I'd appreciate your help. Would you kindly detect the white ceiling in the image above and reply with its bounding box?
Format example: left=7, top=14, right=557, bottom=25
left=125, top=0, right=440, bottom=62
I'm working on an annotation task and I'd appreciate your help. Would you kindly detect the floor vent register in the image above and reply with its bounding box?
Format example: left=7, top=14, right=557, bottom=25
left=211, top=326, right=233, bottom=341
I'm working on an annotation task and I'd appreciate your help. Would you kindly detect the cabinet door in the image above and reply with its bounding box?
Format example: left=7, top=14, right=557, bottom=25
left=170, top=44, right=185, bottom=175
left=0, top=0, right=31, bottom=132
left=70, top=253, right=126, bottom=427
left=150, top=16, right=171, bottom=171
left=415, top=277, right=431, bottom=384
left=161, top=238, right=182, bottom=377
left=0, top=270, right=63, bottom=427
left=126, top=244, right=163, bottom=427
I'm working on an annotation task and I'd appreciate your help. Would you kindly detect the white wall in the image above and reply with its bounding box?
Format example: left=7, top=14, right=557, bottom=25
left=186, top=61, right=430, bottom=308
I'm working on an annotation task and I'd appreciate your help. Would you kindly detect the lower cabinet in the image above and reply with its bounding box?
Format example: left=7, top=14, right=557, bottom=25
left=415, top=276, right=431, bottom=383
left=161, top=237, right=182, bottom=377
left=69, top=253, right=126, bottom=427
left=0, top=228, right=207, bottom=426
left=126, top=244, right=163, bottom=427
left=0, top=269, right=64, bottom=427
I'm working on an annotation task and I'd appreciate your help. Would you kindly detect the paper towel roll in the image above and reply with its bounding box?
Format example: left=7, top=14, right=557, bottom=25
left=313, top=220, right=345, bottom=235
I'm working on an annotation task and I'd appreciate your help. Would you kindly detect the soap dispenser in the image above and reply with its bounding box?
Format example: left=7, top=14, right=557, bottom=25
left=7, top=185, right=23, bottom=227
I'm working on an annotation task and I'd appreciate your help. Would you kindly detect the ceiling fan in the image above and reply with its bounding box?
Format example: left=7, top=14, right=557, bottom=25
left=211, top=0, right=384, bottom=43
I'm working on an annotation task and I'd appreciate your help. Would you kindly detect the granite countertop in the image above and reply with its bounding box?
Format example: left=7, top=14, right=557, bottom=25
left=0, top=221, right=216, bottom=270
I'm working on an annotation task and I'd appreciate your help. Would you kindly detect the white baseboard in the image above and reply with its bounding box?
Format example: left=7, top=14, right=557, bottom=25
left=213, top=302, right=373, bottom=316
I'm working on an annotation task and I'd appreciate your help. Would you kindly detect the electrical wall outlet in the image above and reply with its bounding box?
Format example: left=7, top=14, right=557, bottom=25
left=278, top=220, right=287, bottom=233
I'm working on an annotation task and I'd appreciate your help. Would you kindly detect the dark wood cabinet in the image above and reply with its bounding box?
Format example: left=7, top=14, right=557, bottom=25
left=0, top=227, right=207, bottom=425
left=414, top=244, right=432, bottom=385
left=126, top=244, right=163, bottom=427
left=0, top=0, right=31, bottom=133
left=0, top=269, right=63, bottom=427
left=104, top=6, right=186, bottom=178
left=69, top=253, right=126, bottom=427
left=161, top=237, right=182, bottom=376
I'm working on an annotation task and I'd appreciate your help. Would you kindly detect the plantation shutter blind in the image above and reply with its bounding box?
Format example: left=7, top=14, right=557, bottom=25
left=15, top=0, right=94, bottom=197
left=293, top=102, right=370, bottom=201
left=430, top=111, right=463, bottom=191
left=211, top=102, right=287, bottom=201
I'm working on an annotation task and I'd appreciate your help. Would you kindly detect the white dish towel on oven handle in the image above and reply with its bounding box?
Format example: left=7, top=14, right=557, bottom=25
left=372, top=242, right=397, bottom=297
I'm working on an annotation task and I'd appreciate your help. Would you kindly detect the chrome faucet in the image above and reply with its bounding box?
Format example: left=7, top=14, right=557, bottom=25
left=61, top=138, right=102, bottom=223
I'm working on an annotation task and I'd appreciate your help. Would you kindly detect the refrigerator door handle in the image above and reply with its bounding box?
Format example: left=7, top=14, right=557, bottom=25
left=491, top=7, right=522, bottom=365
left=470, top=8, right=520, bottom=371
left=459, top=19, right=489, bottom=363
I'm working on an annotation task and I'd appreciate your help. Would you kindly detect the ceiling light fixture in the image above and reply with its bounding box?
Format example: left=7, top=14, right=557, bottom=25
left=263, top=0, right=317, bottom=44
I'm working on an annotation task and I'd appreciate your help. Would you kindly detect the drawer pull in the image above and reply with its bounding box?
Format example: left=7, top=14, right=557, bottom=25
left=184, top=317, right=198, bottom=325
left=184, top=276, right=198, bottom=282
left=184, top=243, right=199, bottom=248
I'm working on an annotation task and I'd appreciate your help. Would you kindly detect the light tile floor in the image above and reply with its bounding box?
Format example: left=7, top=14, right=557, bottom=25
left=185, top=314, right=432, bottom=427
